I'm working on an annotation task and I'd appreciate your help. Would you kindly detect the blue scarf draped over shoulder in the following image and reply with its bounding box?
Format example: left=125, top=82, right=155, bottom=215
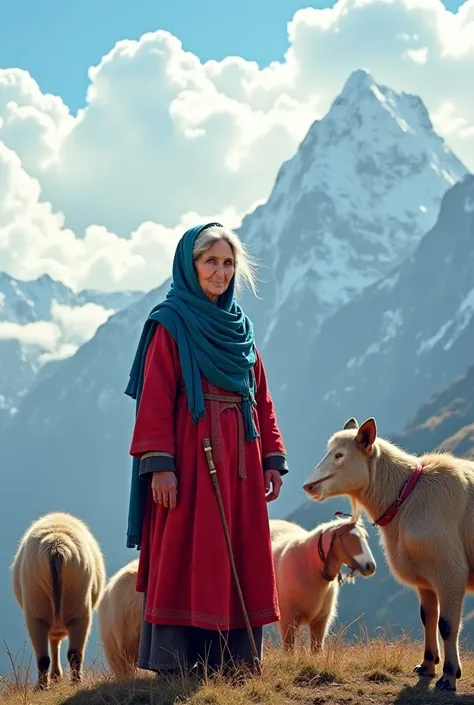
left=124, top=223, right=259, bottom=549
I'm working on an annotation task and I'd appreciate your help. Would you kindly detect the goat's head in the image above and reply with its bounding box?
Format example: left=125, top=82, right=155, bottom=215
left=303, top=417, right=377, bottom=502
left=331, top=520, right=376, bottom=578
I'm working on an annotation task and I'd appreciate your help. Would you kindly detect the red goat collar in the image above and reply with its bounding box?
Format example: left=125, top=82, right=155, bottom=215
left=373, top=464, right=423, bottom=527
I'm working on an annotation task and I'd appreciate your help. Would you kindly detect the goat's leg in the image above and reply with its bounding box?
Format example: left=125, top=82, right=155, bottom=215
left=309, top=614, right=330, bottom=653
left=67, top=613, right=92, bottom=683
left=413, top=587, right=439, bottom=677
left=433, top=577, right=466, bottom=691
left=25, top=614, right=51, bottom=690
left=104, top=637, right=136, bottom=679
left=122, top=641, right=140, bottom=677
left=279, top=611, right=300, bottom=651
left=49, top=636, right=63, bottom=680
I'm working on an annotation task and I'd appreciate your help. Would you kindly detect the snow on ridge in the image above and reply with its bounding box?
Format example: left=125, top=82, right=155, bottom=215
left=353, top=309, right=404, bottom=367
left=417, top=288, right=474, bottom=356
left=416, top=320, right=453, bottom=355
left=465, top=195, right=474, bottom=214
left=444, top=289, right=474, bottom=350
left=377, top=272, right=400, bottom=291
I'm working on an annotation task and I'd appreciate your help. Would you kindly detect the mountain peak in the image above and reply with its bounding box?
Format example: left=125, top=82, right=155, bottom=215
left=327, top=69, right=434, bottom=138
left=340, top=68, right=374, bottom=96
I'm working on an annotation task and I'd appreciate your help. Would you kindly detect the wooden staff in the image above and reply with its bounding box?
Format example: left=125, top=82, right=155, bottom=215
left=202, top=438, right=262, bottom=675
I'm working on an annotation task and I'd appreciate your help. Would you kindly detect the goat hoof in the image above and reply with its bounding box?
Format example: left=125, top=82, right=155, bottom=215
left=413, top=663, right=435, bottom=677
left=34, top=681, right=49, bottom=692
left=435, top=676, right=456, bottom=692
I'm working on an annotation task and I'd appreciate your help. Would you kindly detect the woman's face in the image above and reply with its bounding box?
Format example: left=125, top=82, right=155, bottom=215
left=194, top=239, right=235, bottom=303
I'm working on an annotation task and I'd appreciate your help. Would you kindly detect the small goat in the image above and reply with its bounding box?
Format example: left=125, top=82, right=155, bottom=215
left=270, top=515, right=376, bottom=651
left=98, top=559, right=142, bottom=678
left=303, top=416, right=474, bottom=692
left=11, top=511, right=106, bottom=689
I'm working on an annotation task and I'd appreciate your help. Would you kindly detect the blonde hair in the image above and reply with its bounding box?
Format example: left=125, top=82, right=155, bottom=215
left=192, top=225, right=258, bottom=297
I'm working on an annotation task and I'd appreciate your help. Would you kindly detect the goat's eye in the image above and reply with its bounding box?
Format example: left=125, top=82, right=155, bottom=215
left=335, top=452, right=343, bottom=460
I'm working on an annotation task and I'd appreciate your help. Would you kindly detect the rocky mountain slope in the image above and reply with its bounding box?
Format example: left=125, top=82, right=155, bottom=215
left=279, top=173, right=474, bottom=509
left=392, top=362, right=474, bottom=458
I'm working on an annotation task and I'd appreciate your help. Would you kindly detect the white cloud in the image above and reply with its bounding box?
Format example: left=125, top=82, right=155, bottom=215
left=0, top=299, right=118, bottom=365
left=0, top=320, right=60, bottom=350
left=0, top=141, right=241, bottom=292
left=431, top=101, right=474, bottom=139
left=50, top=300, right=114, bottom=346
left=39, top=343, right=79, bottom=365
left=403, top=47, right=429, bottom=63
left=0, top=0, right=473, bottom=293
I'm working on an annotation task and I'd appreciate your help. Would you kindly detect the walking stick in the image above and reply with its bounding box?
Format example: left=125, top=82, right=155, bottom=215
left=202, top=438, right=262, bottom=675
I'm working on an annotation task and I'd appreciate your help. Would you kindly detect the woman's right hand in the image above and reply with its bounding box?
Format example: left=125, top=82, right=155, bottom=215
left=151, top=471, right=178, bottom=509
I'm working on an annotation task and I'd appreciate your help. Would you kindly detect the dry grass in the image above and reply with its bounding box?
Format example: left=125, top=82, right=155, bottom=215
left=4, top=629, right=474, bottom=705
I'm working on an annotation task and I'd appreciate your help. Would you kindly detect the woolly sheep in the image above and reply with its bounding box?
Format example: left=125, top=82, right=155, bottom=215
left=97, top=559, right=142, bottom=678
left=11, top=511, right=106, bottom=689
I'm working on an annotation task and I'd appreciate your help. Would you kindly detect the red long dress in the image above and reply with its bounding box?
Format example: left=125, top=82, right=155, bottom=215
left=129, top=324, right=287, bottom=631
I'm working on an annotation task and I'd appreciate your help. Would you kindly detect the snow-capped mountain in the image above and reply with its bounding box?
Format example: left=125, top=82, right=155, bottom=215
left=0, top=339, right=37, bottom=421
left=238, top=68, right=467, bottom=390
left=0, top=272, right=142, bottom=427
left=0, top=272, right=140, bottom=323
left=278, top=173, right=474, bottom=510
left=0, top=69, right=470, bottom=669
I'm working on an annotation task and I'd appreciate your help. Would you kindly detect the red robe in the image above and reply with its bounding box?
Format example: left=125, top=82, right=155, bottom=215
left=129, top=324, right=287, bottom=631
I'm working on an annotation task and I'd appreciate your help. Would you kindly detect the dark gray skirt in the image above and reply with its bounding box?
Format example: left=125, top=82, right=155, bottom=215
left=138, top=595, right=263, bottom=673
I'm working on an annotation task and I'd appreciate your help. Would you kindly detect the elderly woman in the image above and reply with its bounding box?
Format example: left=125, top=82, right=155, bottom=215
left=124, top=222, right=288, bottom=676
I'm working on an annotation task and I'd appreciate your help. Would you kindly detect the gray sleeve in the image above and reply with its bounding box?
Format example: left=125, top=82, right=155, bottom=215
left=139, top=452, right=175, bottom=476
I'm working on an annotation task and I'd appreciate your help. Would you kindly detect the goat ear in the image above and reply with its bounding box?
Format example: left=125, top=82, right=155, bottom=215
left=343, top=417, right=359, bottom=430
left=355, top=418, right=377, bottom=453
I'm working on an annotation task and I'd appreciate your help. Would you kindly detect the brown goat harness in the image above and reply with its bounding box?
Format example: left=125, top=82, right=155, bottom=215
left=317, top=522, right=358, bottom=586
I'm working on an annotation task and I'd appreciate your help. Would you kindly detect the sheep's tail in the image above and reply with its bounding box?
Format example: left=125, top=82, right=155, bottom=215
left=50, top=553, right=63, bottom=620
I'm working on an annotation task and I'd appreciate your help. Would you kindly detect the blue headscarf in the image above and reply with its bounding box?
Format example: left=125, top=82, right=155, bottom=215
left=124, top=222, right=259, bottom=548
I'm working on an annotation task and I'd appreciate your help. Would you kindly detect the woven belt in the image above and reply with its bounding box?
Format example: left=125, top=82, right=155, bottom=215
left=203, top=392, right=243, bottom=404
left=204, top=392, right=246, bottom=479
left=178, top=386, right=247, bottom=478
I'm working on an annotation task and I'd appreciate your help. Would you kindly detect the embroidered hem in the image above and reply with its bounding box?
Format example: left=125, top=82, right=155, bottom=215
left=144, top=605, right=280, bottom=630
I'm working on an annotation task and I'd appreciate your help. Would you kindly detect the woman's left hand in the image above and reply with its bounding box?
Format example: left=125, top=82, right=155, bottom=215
left=264, top=470, right=282, bottom=502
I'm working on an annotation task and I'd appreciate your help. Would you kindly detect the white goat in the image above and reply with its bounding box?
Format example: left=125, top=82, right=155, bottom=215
left=270, top=515, right=376, bottom=651
left=98, top=559, right=142, bottom=678
left=11, top=511, right=106, bottom=689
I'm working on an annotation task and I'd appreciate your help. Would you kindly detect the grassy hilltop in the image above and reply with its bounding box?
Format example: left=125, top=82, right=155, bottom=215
left=4, top=630, right=474, bottom=705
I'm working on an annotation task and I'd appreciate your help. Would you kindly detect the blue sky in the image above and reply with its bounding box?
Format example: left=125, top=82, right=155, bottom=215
left=0, top=0, right=465, bottom=113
